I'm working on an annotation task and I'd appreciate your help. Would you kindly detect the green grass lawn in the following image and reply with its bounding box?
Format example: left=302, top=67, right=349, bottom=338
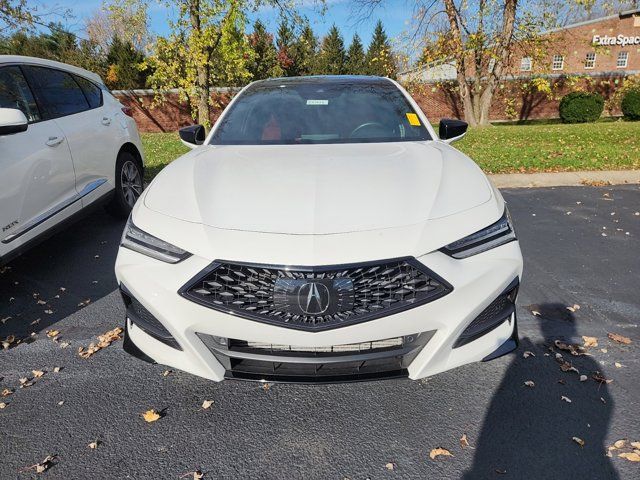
left=141, top=120, right=640, bottom=180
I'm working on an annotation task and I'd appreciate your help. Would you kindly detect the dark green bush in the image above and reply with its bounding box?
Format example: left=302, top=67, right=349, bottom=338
left=621, top=89, right=640, bottom=120
left=559, top=92, right=604, bottom=123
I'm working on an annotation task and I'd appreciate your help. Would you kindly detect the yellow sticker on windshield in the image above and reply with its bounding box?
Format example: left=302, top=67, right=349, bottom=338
left=406, top=113, right=421, bottom=126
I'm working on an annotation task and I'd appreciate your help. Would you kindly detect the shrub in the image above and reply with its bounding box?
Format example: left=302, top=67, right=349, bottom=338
left=559, top=92, right=604, bottom=123
left=621, top=89, right=640, bottom=120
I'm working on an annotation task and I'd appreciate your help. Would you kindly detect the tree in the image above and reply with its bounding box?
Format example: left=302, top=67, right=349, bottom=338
left=247, top=20, right=281, bottom=80
left=291, top=23, right=318, bottom=76
left=85, top=0, right=151, bottom=53
left=145, top=0, right=251, bottom=127
left=0, top=0, right=70, bottom=31
left=105, top=35, right=148, bottom=89
left=316, top=24, right=345, bottom=75
left=365, top=20, right=395, bottom=78
left=345, top=33, right=366, bottom=75
left=276, top=16, right=296, bottom=75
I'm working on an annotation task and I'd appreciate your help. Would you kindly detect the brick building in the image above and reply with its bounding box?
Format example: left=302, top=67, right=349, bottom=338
left=397, top=8, right=640, bottom=123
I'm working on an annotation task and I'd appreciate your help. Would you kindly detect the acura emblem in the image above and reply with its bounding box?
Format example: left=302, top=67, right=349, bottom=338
left=298, top=282, right=331, bottom=315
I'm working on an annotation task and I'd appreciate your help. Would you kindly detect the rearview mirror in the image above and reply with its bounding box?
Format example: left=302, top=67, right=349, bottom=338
left=0, top=108, right=28, bottom=135
left=439, top=118, right=468, bottom=144
left=179, top=124, right=206, bottom=149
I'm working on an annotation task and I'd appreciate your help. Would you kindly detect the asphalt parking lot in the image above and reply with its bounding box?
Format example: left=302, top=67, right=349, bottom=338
left=1, top=185, right=639, bottom=479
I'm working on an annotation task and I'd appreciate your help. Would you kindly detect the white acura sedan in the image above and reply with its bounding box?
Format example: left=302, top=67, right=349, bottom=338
left=115, top=76, right=523, bottom=383
left=0, top=56, right=144, bottom=265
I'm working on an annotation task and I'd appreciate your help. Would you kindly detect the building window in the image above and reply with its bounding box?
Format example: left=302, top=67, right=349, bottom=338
left=520, top=57, right=532, bottom=71
left=552, top=55, right=564, bottom=71
left=584, top=52, right=596, bottom=69
left=617, top=51, right=629, bottom=68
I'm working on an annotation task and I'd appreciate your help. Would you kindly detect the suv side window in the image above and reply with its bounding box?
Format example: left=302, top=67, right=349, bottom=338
left=74, top=75, right=103, bottom=109
left=0, top=66, right=41, bottom=123
left=23, top=66, right=89, bottom=119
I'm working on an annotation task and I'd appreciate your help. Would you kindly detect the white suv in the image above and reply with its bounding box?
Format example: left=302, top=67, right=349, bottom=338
left=0, top=55, right=145, bottom=264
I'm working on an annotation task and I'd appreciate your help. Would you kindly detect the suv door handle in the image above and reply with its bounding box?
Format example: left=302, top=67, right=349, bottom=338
left=45, top=136, right=65, bottom=147
left=101, top=117, right=112, bottom=126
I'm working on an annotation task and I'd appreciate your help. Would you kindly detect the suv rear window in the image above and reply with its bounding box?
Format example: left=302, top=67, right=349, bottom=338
left=74, top=75, right=103, bottom=109
left=23, top=66, right=89, bottom=118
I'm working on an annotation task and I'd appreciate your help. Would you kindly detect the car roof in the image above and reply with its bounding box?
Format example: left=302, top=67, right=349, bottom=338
left=0, top=55, right=103, bottom=85
left=253, top=75, right=394, bottom=86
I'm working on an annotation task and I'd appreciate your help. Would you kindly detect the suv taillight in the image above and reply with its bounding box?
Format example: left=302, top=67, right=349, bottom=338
left=121, top=107, right=133, bottom=117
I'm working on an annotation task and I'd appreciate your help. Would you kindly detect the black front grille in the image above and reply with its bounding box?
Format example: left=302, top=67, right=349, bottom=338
left=454, top=278, right=519, bottom=348
left=180, top=257, right=452, bottom=331
left=120, top=285, right=181, bottom=350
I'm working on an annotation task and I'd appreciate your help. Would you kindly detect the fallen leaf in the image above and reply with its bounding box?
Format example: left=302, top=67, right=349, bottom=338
left=600, top=348, right=608, bottom=353
left=612, top=440, right=626, bottom=449
left=77, top=299, right=91, bottom=307
left=608, top=333, right=631, bottom=344
left=53, top=367, right=61, bottom=373
left=78, top=327, right=123, bottom=358
left=1, top=388, right=13, bottom=397
left=561, top=396, right=572, bottom=403
left=32, top=370, right=45, bottom=378
left=44, top=309, right=53, bottom=315
left=429, top=447, right=453, bottom=460
left=579, top=375, right=588, bottom=382
left=180, top=471, right=204, bottom=479
left=566, top=304, right=580, bottom=312
left=523, top=351, right=535, bottom=358
left=460, top=434, right=471, bottom=448
left=46, top=330, right=60, bottom=338
left=57, top=401, right=64, bottom=406
left=560, top=362, right=579, bottom=374
left=201, top=400, right=213, bottom=410
left=631, top=442, right=640, bottom=449
left=20, top=455, right=56, bottom=474
left=88, top=441, right=99, bottom=449
left=385, top=462, right=396, bottom=470
left=618, top=452, right=640, bottom=462
left=531, top=310, right=541, bottom=316
left=142, top=409, right=161, bottom=423
left=0, top=402, right=7, bottom=409
left=572, top=437, right=585, bottom=447
left=162, top=370, right=172, bottom=377
left=582, top=336, right=598, bottom=348
left=495, top=469, right=507, bottom=475
left=262, top=382, right=271, bottom=391
left=554, top=340, right=587, bottom=356
left=615, top=362, right=623, bottom=368
left=524, top=380, right=535, bottom=388
left=593, top=372, right=613, bottom=384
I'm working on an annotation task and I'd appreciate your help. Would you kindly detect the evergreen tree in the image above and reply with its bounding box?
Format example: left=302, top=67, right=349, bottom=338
left=247, top=20, right=281, bottom=80
left=365, top=20, right=396, bottom=78
left=276, top=17, right=296, bottom=76
left=292, top=23, right=317, bottom=76
left=105, top=36, right=148, bottom=90
left=345, top=33, right=366, bottom=75
left=316, top=25, right=345, bottom=75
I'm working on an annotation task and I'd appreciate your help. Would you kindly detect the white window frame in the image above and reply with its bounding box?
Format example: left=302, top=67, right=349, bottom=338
left=520, top=57, right=532, bottom=71
left=617, top=51, right=629, bottom=68
left=584, top=52, right=596, bottom=69
left=552, top=55, right=564, bottom=71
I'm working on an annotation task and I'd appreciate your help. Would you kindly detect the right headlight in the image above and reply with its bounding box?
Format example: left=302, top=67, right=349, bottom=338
left=120, top=216, right=191, bottom=264
left=440, top=207, right=516, bottom=259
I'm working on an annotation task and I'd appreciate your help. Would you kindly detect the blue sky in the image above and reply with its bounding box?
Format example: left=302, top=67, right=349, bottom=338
left=53, top=0, right=412, bottom=48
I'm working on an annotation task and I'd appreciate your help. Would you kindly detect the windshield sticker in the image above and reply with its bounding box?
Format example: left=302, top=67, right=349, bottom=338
left=406, top=113, right=421, bottom=126
left=306, top=99, right=329, bottom=105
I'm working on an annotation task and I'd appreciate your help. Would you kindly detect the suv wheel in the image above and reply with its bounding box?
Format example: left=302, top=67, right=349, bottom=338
left=106, top=151, right=143, bottom=218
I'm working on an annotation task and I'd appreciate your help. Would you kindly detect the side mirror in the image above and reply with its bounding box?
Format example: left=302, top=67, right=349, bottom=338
left=179, top=124, right=206, bottom=149
left=0, top=108, right=28, bottom=135
left=439, top=118, right=468, bottom=144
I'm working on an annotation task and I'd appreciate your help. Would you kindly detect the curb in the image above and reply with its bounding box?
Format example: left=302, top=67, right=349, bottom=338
left=489, top=170, right=640, bottom=188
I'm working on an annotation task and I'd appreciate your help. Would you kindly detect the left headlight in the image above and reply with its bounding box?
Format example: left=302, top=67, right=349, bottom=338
left=120, top=216, right=191, bottom=263
left=440, top=207, right=516, bottom=259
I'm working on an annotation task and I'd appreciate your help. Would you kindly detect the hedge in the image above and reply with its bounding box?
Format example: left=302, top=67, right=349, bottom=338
left=621, top=89, right=640, bottom=120
left=559, top=92, right=604, bottom=123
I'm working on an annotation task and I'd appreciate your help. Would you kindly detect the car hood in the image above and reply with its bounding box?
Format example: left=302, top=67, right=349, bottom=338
left=144, top=141, right=493, bottom=235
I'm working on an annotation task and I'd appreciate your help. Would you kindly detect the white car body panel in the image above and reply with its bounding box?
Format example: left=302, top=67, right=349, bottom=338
left=0, top=55, right=144, bottom=262
left=115, top=75, right=523, bottom=383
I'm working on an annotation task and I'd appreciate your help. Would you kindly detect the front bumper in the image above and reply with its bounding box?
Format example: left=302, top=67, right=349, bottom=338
left=115, top=241, right=522, bottom=382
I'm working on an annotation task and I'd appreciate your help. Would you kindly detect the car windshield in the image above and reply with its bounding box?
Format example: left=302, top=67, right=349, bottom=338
left=209, top=78, right=431, bottom=145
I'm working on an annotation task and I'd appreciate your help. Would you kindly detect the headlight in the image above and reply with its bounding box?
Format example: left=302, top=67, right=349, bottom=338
left=120, top=216, right=191, bottom=263
left=441, top=207, right=516, bottom=259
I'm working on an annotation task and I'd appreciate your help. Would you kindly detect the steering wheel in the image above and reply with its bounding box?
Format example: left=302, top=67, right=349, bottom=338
left=349, top=122, right=387, bottom=138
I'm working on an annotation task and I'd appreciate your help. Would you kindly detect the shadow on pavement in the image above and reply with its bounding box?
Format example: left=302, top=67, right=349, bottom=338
left=0, top=210, right=126, bottom=342
left=464, top=304, right=616, bottom=479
